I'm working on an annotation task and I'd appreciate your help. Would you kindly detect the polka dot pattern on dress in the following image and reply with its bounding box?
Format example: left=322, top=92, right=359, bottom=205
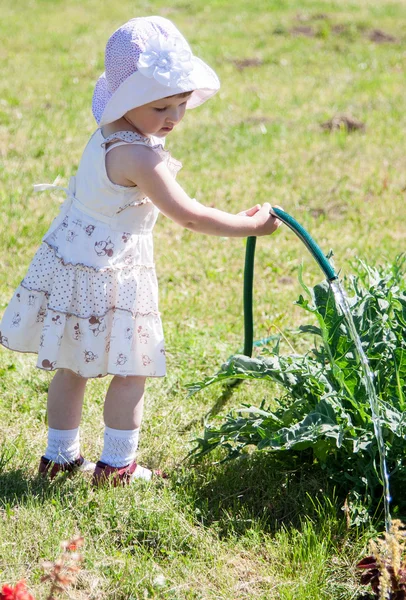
left=21, top=243, right=159, bottom=319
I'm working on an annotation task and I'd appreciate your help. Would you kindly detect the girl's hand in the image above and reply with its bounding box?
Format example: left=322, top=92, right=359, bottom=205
left=237, top=204, right=261, bottom=217
left=248, top=202, right=282, bottom=236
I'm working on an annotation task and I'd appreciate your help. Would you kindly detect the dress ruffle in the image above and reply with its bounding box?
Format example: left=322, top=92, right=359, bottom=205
left=0, top=206, right=166, bottom=378
left=22, top=242, right=160, bottom=319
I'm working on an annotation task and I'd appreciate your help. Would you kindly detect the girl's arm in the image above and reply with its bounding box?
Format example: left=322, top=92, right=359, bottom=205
left=116, top=145, right=281, bottom=238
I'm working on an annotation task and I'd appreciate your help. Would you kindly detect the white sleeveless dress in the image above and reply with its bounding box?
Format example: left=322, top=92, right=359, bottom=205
left=0, top=129, right=181, bottom=378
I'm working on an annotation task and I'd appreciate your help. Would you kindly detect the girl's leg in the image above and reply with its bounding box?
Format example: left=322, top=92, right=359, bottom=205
left=96, top=376, right=149, bottom=478
left=41, top=369, right=88, bottom=470
left=47, top=368, right=87, bottom=429
left=104, top=375, right=146, bottom=430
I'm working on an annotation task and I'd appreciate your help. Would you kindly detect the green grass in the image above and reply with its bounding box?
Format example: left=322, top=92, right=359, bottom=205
left=0, top=0, right=405, bottom=597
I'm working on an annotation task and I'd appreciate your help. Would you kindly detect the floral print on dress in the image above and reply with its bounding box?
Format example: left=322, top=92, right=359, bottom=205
left=61, top=217, right=69, bottom=229
left=84, top=224, right=95, bottom=237
left=142, top=354, right=152, bottom=367
left=116, top=353, right=128, bottom=366
left=36, top=307, right=47, bottom=323
left=52, top=314, right=62, bottom=325
left=42, top=359, right=56, bottom=370
left=11, top=313, right=21, bottom=327
left=28, top=294, right=36, bottom=307
left=124, top=326, right=133, bottom=341
left=84, top=350, right=98, bottom=363
left=124, top=254, right=135, bottom=266
left=0, top=332, right=9, bottom=347
left=88, top=316, right=107, bottom=337
left=137, top=325, right=150, bottom=344
left=94, top=237, right=114, bottom=257
left=122, top=232, right=131, bottom=243
left=73, top=322, right=82, bottom=341
left=66, top=230, right=78, bottom=243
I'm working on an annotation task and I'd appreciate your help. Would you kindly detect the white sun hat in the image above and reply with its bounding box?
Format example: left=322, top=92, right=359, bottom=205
left=92, top=16, right=220, bottom=126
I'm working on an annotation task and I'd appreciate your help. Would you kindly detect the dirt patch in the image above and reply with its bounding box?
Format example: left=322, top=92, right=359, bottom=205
left=310, top=207, right=326, bottom=218
left=278, top=276, right=294, bottom=285
left=290, top=25, right=315, bottom=37
left=305, top=204, right=347, bottom=221
left=332, top=24, right=348, bottom=34
left=369, top=29, right=396, bottom=43
left=230, top=58, right=264, bottom=71
left=320, top=114, right=365, bottom=133
left=296, top=12, right=328, bottom=22
left=326, top=202, right=348, bottom=218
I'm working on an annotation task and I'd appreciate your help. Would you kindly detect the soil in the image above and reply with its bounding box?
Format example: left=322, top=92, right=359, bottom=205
left=290, top=25, right=315, bottom=37
left=369, top=29, right=396, bottom=43
left=320, top=114, right=366, bottom=133
left=230, top=58, right=264, bottom=70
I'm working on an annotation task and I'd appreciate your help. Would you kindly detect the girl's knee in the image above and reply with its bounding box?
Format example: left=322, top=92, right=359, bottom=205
left=112, top=375, right=146, bottom=387
left=57, top=368, right=88, bottom=382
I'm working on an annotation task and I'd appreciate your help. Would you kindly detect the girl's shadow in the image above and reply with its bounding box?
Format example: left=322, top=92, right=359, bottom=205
left=0, top=468, right=37, bottom=505
left=0, top=468, right=85, bottom=508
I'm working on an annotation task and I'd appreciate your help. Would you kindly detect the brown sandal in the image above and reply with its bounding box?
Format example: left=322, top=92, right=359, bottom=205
left=92, top=460, right=167, bottom=486
left=38, top=456, right=95, bottom=479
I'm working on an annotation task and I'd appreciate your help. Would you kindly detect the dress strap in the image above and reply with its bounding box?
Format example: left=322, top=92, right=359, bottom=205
left=105, top=141, right=134, bottom=155
left=100, top=130, right=183, bottom=179
left=101, top=130, right=154, bottom=148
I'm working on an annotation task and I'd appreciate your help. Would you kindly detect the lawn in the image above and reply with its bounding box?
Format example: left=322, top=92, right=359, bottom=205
left=0, top=0, right=405, bottom=598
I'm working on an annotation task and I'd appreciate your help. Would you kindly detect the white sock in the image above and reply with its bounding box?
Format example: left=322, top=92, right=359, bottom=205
left=44, top=427, right=80, bottom=465
left=99, top=426, right=140, bottom=468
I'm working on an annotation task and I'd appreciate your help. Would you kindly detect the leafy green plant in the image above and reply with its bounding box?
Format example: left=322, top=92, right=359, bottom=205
left=190, top=256, right=406, bottom=520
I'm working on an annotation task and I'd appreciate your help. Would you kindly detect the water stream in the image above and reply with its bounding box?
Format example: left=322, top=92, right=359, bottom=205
left=245, top=212, right=393, bottom=531
left=330, top=279, right=392, bottom=533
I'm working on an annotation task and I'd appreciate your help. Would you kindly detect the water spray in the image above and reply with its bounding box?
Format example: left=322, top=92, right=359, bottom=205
left=243, top=206, right=391, bottom=531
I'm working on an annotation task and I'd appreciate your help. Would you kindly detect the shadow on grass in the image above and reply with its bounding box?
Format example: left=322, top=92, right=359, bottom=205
left=183, top=379, right=243, bottom=431
left=176, top=449, right=349, bottom=538
left=0, top=468, right=35, bottom=504
left=0, top=467, right=87, bottom=508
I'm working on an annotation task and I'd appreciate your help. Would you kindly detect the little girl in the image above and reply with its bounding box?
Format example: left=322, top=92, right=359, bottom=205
left=0, top=16, right=280, bottom=485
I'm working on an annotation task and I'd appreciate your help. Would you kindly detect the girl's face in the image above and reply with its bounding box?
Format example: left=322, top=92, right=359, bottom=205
left=124, top=94, right=191, bottom=138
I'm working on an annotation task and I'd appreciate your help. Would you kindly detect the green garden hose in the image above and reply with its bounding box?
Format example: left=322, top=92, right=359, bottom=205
left=243, top=207, right=338, bottom=357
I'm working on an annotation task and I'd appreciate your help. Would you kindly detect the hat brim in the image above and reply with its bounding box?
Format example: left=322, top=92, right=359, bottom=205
left=93, top=56, right=220, bottom=127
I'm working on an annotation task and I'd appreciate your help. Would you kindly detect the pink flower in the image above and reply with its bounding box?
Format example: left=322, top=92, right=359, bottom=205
left=0, top=581, right=35, bottom=600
